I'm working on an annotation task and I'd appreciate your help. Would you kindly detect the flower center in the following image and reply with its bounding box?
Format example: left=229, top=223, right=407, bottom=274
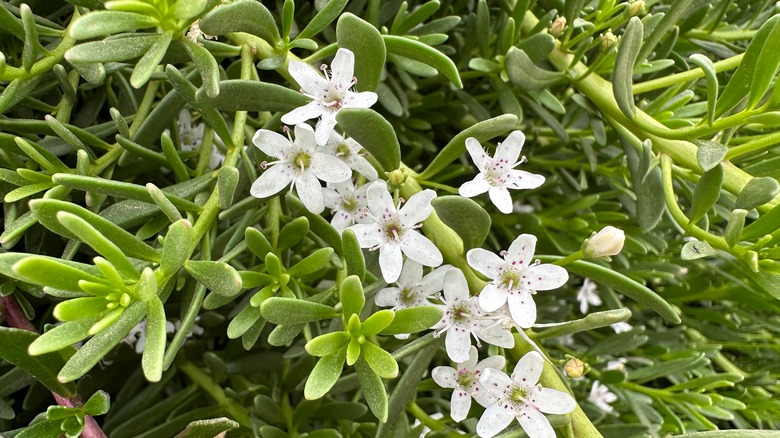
left=499, top=270, right=520, bottom=290
left=340, top=196, right=358, bottom=212
left=451, top=302, right=471, bottom=323
left=323, top=86, right=345, bottom=109
left=399, top=287, right=418, bottom=305
left=336, top=143, right=352, bottom=157
left=508, top=385, right=528, bottom=404
left=294, top=152, right=311, bottom=170
left=383, top=222, right=404, bottom=241
left=456, top=369, right=476, bottom=388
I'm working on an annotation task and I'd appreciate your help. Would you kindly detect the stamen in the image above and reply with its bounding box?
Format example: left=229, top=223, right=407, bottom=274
left=507, top=278, right=514, bottom=290
left=397, top=197, right=405, bottom=207
left=260, top=161, right=269, bottom=170
left=391, top=228, right=400, bottom=240
left=500, top=250, right=508, bottom=257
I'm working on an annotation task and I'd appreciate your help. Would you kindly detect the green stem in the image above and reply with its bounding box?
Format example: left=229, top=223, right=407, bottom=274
left=684, top=28, right=757, bottom=41
left=553, top=250, right=584, bottom=266
left=725, top=130, right=780, bottom=160
left=633, top=53, right=744, bottom=95
left=407, top=402, right=445, bottom=431
left=178, top=361, right=252, bottom=428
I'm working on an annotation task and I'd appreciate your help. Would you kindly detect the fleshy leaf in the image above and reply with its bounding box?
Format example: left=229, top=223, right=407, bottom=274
left=355, top=358, right=389, bottom=423
left=261, top=297, right=339, bottom=325
left=378, top=306, right=443, bottom=335
left=340, top=275, right=365, bottom=321
left=304, top=348, right=347, bottom=400
left=431, top=196, right=491, bottom=251
left=184, top=260, right=242, bottom=297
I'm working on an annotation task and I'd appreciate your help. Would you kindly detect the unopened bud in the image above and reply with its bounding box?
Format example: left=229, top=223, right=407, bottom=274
left=601, top=30, right=617, bottom=50
left=387, top=169, right=407, bottom=189
left=564, top=357, right=585, bottom=378
left=551, top=16, right=567, bottom=36
left=627, top=0, right=645, bottom=17
left=583, top=226, right=625, bottom=258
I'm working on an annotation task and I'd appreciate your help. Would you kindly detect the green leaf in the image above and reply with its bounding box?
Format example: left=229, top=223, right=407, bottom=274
left=297, top=0, right=348, bottom=40
left=612, top=17, right=643, bottom=119
left=504, top=47, right=562, bottom=90
left=267, top=324, right=304, bottom=347
left=735, top=177, right=780, bottom=210
left=688, top=54, right=718, bottom=125
left=336, top=13, right=386, bottom=92
left=83, top=390, right=111, bottom=416
left=378, top=306, right=442, bottom=335
left=340, top=276, right=365, bottom=321
left=199, top=0, right=280, bottom=44
left=160, top=219, right=194, bottom=278
left=195, top=80, right=309, bottom=112
left=695, top=140, right=728, bottom=172
left=336, top=109, right=400, bottom=172
left=0, top=327, right=77, bottom=397
left=360, top=342, right=398, bottom=378
left=54, top=297, right=110, bottom=321
left=742, top=202, right=780, bottom=240
left=286, top=194, right=343, bottom=256
left=146, top=182, right=183, bottom=223
left=360, top=309, right=395, bottom=335
left=431, top=196, right=491, bottom=251
left=724, top=209, right=748, bottom=248
left=288, top=248, right=334, bottom=277
left=15, top=419, right=66, bottom=438
left=246, top=227, right=273, bottom=259
left=11, top=255, right=104, bottom=293
left=278, top=217, right=310, bottom=252
left=142, top=297, right=166, bottom=382
left=689, top=164, right=723, bottom=225
left=628, top=354, right=710, bottom=383
left=28, top=317, right=101, bottom=355
left=180, top=36, right=220, bottom=98
left=342, top=229, right=366, bottom=281
left=217, top=167, right=239, bottom=209
left=346, top=328, right=361, bottom=366
left=681, top=240, right=718, bottom=260
left=355, top=358, right=388, bottom=422
left=227, top=303, right=263, bottom=339
left=130, top=32, right=172, bottom=89
left=174, top=417, right=240, bottom=438
left=421, top=114, right=517, bottom=179
left=304, top=348, right=347, bottom=400
left=534, top=309, right=632, bottom=339
left=65, top=34, right=160, bottom=63
left=261, top=297, right=339, bottom=325
left=134, top=267, right=158, bottom=303
left=184, top=260, right=242, bottom=297
left=69, top=11, right=158, bottom=39
left=384, top=35, right=462, bottom=88
left=306, top=332, right=351, bottom=357
left=171, top=0, right=207, bottom=20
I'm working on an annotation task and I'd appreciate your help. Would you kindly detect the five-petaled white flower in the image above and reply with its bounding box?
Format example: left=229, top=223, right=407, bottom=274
left=459, top=131, right=545, bottom=214
left=323, top=179, right=370, bottom=233
left=588, top=381, right=618, bottom=413
left=477, top=351, right=576, bottom=438
left=282, top=48, right=378, bottom=145
left=250, top=123, right=351, bottom=214
left=433, top=346, right=506, bottom=422
left=467, top=234, right=568, bottom=329
left=432, top=269, right=514, bottom=362
left=322, top=131, right=378, bottom=181
left=576, top=278, right=601, bottom=314
left=375, top=260, right=450, bottom=310
left=348, top=180, right=443, bottom=283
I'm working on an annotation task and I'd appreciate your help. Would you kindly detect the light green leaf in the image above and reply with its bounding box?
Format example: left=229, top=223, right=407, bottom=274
left=65, top=34, right=160, bottom=63
left=689, top=164, right=723, bottom=225
left=505, top=47, right=562, bottom=90
left=378, top=306, right=442, bottom=335
left=217, top=167, right=239, bottom=209
left=304, top=348, right=346, bottom=400
left=695, top=140, right=728, bottom=172
left=287, top=248, right=334, bottom=277
left=227, top=304, right=263, bottom=339
left=305, top=332, right=351, bottom=357
left=742, top=202, right=780, bottom=240
left=340, top=275, right=365, bottom=321
left=174, top=417, right=240, bottom=438
left=384, top=35, right=461, bottom=88
left=355, top=358, right=388, bottom=422
left=724, top=209, right=748, bottom=248
left=133, top=267, right=158, bottom=303
left=246, top=227, right=273, bottom=259
left=261, top=297, right=339, bottom=325
left=83, top=390, right=111, bottom=416
left=342, top=229, right=366, bottom=281
left=185, top=260, right=242, bottom=297
left=681, top=239, right=718, bottom=260
left=130, top=32, right=172, bottom=89
left=360, top=309, right=395, bottom=335
left=11, top=255, right=104, bottom=293
left=171, top=0, right=207, bottom=20
left=337, top=13, right=386, bottom=91
left=297, top=0, right=348, bottom=40
left=688, top=54, right=718, bottom=125
left=160, top=219, right=194, bottom=278
left=28, top=317, right=101, bottom=356
left=180, top=35, right=220, bottom=98
left=142, top=297, right=166, bottom=382
left=195, top=80, right=309, bottom=112
left=360, top=342, right=398, bottom=379
left=69, top=11, right=158, bottom=39
left=612, top=17, right=643, bottom=119
left=336, top=109, right=400, bottom=172
left=735, top=177, right=780, bottom=210
left=431, top=196, right=491, bottom=251
left=267, top=324, right=304, bottom=347
left=199, top=0, right=280, bottom=44
left=53, top=297, right=110, bottom=321
left=0, top=327, right=77, bottom=397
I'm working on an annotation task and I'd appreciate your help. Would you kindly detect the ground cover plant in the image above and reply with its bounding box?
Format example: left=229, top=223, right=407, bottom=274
left=1, top=0, right=780, bottom=437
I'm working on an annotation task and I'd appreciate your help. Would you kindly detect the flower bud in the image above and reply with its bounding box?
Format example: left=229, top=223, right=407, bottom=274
left=564, top=357, right=585, bottom=378
left=551, top=16, right=567, bottom=36
left=583, top=226, right=625, bottom=258
left=601, top=30, right=617, bottom=50
left=627, top=0, right=645, bottom=17
left=386, top=169, right=407, bottom=189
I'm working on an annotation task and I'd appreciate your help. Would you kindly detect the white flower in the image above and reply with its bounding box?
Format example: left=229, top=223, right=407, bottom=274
left=588, top=381, right=618, bottom=413
left=323, top=179, right=371, bottom=233
left=576, top=279, right=601, bottom=314
left=432, top=269, right=514, bottom=362
left=322, top=131, right=378, bottom=181
left=611, top=321, right=632, bottom=333
left=477, top=351, right=576, bottom=438
left=606, top=358, right=627, bottom=371
left=282, top=48, right=378, bottom=145
left=175, top=109, right=226, bottom=169
left=348, top=180, right=443, bottom=283
left=432, top=346, right=506, bottom=421
left=584, top=226, right=625, bottom=258
left=467, top=234, right=569, bottom=328
left=250, top=123, right=352, bottom=214
left=122, top=320, right=177, bottom=354
left=459, top=131, right=545, bottom=214
left=375, top=260, right=450, bottom=310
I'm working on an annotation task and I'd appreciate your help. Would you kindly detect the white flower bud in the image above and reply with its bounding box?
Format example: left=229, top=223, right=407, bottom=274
left=584, top=226, right=625, bottom=258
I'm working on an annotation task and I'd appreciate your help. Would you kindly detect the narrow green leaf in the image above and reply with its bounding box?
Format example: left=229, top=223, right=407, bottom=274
left=174, top=417, right=240, bottom=438
left=246, top=227, right=273, bottom=259
left=130, top=32, right=172, bottom=89
left=286, top=194, right=343, bottom=256
left=278, top=217, right=310, bottom=252
left=160, top=219, right=195, bottom=278
left=384, top=34, right=461, bottom=88
left=355, top=358, right=388, bottom=422
left=161, top=132, right=190, bottom=182
left=261, top=297, right=339, bottom=325
left=735, top=177, right=780, bottom=210
left=688, top=54, right=718, bottom=125
left=360, top=309, right=395, bottom=335
left=217, top=167, right=239, bottom=209
left=267, top=324, right=304, bottom=347
left=11, top=255, right=104, bottom=293
left=184, top=260, right=242, bottom=297
left=723, top=209, right=747, bottom=248
left=195, top=80, right=309, bottom=112
left=69, top=11, right=158, bottom=39
left=0, top=327, right=77, bottom=397
left=134, top=267, right=158, bottom=303
left=13, top=137, right=69, bottom=174
left=0, top=76, right=42, bottom=114
left=28, top=317, right=100, bottom=356
left=304, top=348, right=347, bottom=400
left=171, top=0, right=207, bottom=20
left=65, top=34, right=159, bottom=63
left=199, top=0, right=280, bottom=44
left=336, top=109, right=400, bottom=171
left=227, top=304, right=263, bottom=339
left=378, top=306, right=442, bottom=335
left=288, top=248, right=334, bottom=277
left=681, top=239, right=718, bottom=260
left=342, top=229, right=366, bottom=281
left=361, top=342, right=398, bottom=379
left=297, top=0, right=348, bottom=40
left=54, top=297, right=110, bottom=321
left=306, top=332, right=351, bottom=357
left=340, top=275, right=365, bottom=320
left=689, top=164, right=723, bottom=225
left=4, top=182, right=55, bottom=203
left=337, top=13, right=386, bottom=91
left=612, top=17, right=643, bottom=119
left=180, top=36, right=220, bottom=98
left=742, top=202, right=780, bottom=240
left=504, top=47, right=562, bottom=90
left=166, top=65, right=233, bottom=148
left=431, top=196, right=491, bottom=251
left=146, top=183, right=183, bottom=223
left=142, top=297, right=166, bottom=382
left=695, top=140, right=728, bottom=172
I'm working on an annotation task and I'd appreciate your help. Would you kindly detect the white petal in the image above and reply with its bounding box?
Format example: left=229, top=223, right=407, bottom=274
left=523, top=264, right=569, bottom=291
left=476, top=402, right=516, bottom=438
left=488, top=187, right=513, bottom=214
left=367, top=180, right=395, bottom=216
left=281, top=102, right=323, bottom=126
left=479, top=283, right=508, bottom=312
left=465, top=137, right=490, bottom=170
left=512, top=351, right=544, bottom=387
left=314, top=114, right=339, bottom=146
left=252, top=129, right=291, bottom=159
left=450, top=389, right=472, bottom=422
left=479, top=368, right=512, bottom=399
left=250, top=164, right=295, bottom=198
left=344, top=91, right=378, bottom=109
left=345, top=154, right=379, bottom=180
left=288, top=59, right=328, bottom=96
left=494, top=130, right=525, bottom=165
left=516, top=405, right=555, bottom=438
left=331, top=210, right=354, bottom=233
left=322, top=187, right=340, bottom=209
left=461, top=345, right=480, bottom=370
left=399, top=189, right=436, bottom=227
left=506, top=169, right=545, bottom=190
left=420, top=265, right=451, bottom=295
left=311, top=152, right=352, bottom=183
left=466, top=248, right=503, bottom=279
left=397, top=259, right=423, bottom=287
left=479, top=325, right=515, bottom=349
left=507, top=292, right=537, bottom=329
left=476, top=355, right=506, bottom=372
left=473, top=384, right=498, bottom=408
left=295, top=172, right=325, bottom=214
left=445, top=323, right=472, bottom=362
left=432, top=365, right=457, bottom=389
left=400, top=231, right=443, bottom=267
left=349, top=223, right=382, bottom=248
left=506, top=234, right=537, bottom=267
left=331, top=48, right=355, bottom=89
left=529, top=388, right=576, bottom=415
left=375, top=287, right=401, bottom=308
left=292, top=123, right=318, bottom=150
left=379, top=244, right=403, bottom=283
left=442, top=268, right=469, bottom=303
left=459, top=175, right=491, bottom=198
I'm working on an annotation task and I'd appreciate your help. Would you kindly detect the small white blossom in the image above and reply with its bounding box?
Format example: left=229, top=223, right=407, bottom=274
left=323, top=179, right=370, bottom=233
left=459, top=131, right=545, bottom=214
left=467, top=234, right=568, bottom=328
left=432, top=346, right=506, bottom=422
left=588, top=381, right=618, bottom=413
left=611, top=321, right=632, bottom=333
left=175, top=109, right=225, bottom=169
left=282, top=48, right=378, bottom=145
left=250, top=123, right=351, bottom=214
left=584, top=226, right=625, bottom=258
left=606, top=358, right=627, bottom=371
left=477, top=351, right=576, bottom=438
left=322, top=131, right=378, bottom=181
left=432, top=269, right=514, bottom=363
left=348, top=180, right=443, bottom=283
left=122, top=320, right=178, bottom=354
left=576, top=278, right=601, bottom=314
left=375, top=260, right=450, bottom=310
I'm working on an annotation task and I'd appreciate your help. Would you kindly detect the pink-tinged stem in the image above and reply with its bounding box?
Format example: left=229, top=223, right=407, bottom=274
left=1, top=295, right=107, bottom=438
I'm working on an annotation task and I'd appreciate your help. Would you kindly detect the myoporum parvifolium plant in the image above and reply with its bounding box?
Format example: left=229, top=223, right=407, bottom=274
left=1, top=0, right=780, bottom=437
